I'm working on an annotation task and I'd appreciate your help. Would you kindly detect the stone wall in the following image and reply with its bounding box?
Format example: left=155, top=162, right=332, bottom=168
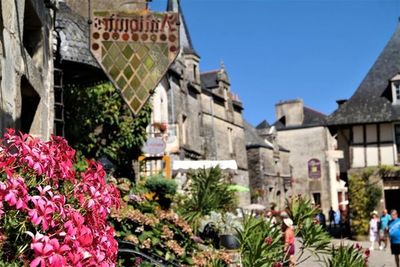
left=247, top=145, right=291, bottom=210
left=0, top=0, right=54, bottom=140
left=277, top=126, right=333, bottom=213
left=63, top=0, right=148, bottom=19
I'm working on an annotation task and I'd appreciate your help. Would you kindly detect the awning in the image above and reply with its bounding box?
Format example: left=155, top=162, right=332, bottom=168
left=172, top=160, right=238, bottom=172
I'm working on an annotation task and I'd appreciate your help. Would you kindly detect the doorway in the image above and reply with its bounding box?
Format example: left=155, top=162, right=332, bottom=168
left=384, top=189, right=400, bottom=212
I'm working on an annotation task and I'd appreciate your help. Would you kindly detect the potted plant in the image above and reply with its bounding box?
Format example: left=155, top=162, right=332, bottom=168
left=199, top=211, right=242, bottom=249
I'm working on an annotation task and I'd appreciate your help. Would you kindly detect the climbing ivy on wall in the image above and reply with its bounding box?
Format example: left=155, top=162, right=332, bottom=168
left=348, top=168, right=382, bottom=237
left=64, top=82, right=152, bottom=179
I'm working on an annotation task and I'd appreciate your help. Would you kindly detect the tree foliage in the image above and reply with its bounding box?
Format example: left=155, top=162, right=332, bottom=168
left=64, top=82, right=152, bottom=179
left=348, top=169, right=382, bottom=236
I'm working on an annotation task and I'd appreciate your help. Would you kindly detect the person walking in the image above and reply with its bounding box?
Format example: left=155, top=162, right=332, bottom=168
left=389, top=209, right=400, bottom=267
left=328, top=207, right=335, bottom=228
left=282, top=217, right=295, bottom=267
left=265, top=210, right=277, bottom=225
left=379, top=209, right=392, bottom=250
left=369, top=211, right=379, bottom=250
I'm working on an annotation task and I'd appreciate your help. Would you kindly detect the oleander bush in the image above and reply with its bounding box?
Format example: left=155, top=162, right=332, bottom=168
left=324, top=243, right=369, bottom=267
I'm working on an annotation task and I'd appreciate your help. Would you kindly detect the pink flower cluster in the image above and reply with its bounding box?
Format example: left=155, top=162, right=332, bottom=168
left=0, top=129, right=120, bottom=267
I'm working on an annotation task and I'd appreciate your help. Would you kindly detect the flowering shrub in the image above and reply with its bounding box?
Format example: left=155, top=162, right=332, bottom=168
left=110, top=182, right=233, bottom=266
left=0, top=129, right=120, bottom=266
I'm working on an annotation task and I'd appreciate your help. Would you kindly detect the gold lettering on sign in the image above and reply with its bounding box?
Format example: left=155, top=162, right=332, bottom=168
left=93, top=13, right=178, bottom=33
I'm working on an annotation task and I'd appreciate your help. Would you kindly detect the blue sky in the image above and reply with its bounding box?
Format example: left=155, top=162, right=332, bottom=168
left=150, top=0, right=400, bottom=126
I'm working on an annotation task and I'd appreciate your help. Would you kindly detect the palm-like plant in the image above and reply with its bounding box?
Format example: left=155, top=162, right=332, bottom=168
left=286, top=195, right=318, bottom=227
left=181, top=167, right=236, bottom=230
left=324, top=243, right=368, bottom=267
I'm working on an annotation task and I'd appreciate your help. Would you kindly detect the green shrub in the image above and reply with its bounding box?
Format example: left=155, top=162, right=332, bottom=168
left=144, top=174, right=178, bottom=209
left=287, top=195, right=331, bottom=265
left=348, top=169, right=382, bottom=236
left=65, top=82, right=152, bottom=179
left=324, top=243, right=368, bottom=267
left=237, top=214, right=282, bottom=267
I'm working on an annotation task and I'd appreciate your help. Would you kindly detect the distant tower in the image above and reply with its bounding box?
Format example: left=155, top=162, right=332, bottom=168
left=167, top=0, right=201, bottom=86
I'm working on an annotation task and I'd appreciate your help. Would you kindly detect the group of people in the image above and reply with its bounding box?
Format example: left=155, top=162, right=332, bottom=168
left=369, top=209, right=400, bottom=267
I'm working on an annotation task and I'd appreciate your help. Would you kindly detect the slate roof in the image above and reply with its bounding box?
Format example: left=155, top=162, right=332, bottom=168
left=200, top=70, right=219, bottom=89
left=244, top=121, right=274, bottom=149
left=328, top=24, right=400, bottom=125
left=200, top=70, right=244, bottom=108
left=244, top=121, right=290, bottom=152
left=256, top=120, right=270, bottom=130
left=167, top=0, right=199, bottom=57
left=56, top=2, right=99, bottom=68
left=274, top=106, right=327, bottom=130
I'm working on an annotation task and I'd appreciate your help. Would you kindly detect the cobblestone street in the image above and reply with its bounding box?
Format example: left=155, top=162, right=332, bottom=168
left=297, top=239, right=395, bottom=267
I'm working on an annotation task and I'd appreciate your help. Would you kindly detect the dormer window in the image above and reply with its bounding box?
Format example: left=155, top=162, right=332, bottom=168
left=391, top=74, right=400, bottom=104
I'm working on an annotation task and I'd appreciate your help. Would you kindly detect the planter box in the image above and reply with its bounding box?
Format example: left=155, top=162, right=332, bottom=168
left=219, top=234, right=240, bottom=250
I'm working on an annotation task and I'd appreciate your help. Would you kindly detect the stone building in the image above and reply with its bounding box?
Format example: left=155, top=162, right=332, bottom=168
left=145, top=0, right=250, bottom=205
left=0, top=0, right=56, bottom=140
left=244, top=120, right=291, bottom=210
left=60, top=0, right=251, bottom=205
left=263, top=99, right=345, bottom=214
left=328, top=24, right=400, bottom=213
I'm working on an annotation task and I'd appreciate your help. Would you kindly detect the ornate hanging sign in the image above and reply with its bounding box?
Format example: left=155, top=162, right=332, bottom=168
left=90, top=9, right=180, bottom=114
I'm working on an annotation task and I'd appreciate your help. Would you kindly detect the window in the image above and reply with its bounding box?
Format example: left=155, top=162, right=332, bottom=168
left=227, top=127, right=233, bottom=154
left=23, top=0, right=43, bottom=67
left=393, top=82, right=400, bottom=102
left=391, top=74, right=400, bottom=104
left=313, top=192, right=321, bottom=206
left=395, top=125, right=400, bottom=161
left=181, top=115, right=187, bottom=145
left=20, top=76, right=40, bottom=134
left=396, top=84, right=400, bottom=101
left=193, top=64, right=198, bottom=81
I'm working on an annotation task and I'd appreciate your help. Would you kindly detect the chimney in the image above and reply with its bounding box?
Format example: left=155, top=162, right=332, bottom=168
left=275, top=99, right=304, bottom=127
left=336, top=99, right=347, bottom=108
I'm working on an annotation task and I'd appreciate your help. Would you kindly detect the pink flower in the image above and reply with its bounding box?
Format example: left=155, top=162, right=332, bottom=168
left=4, top=176, right=29, bottom=210
left=264, top=236, right=273, bottom=245
left=28, top=232, right=69, bottom=267
left=0, top=130, right=120, bottom=266
left=28, top=194, right=64, bottom=231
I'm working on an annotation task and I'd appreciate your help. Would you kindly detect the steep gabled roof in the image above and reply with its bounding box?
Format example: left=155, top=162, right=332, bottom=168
left=244, top=121, right=290, bottom=152
left=328, top=24, right=400, bottom=125
left=243, top=121, right=274, bottom=149
left=167, top=0, right=199, bottom=57
left=256, top=120, right=270, bottom=130
left=274, top=106, right=327, bottom=130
